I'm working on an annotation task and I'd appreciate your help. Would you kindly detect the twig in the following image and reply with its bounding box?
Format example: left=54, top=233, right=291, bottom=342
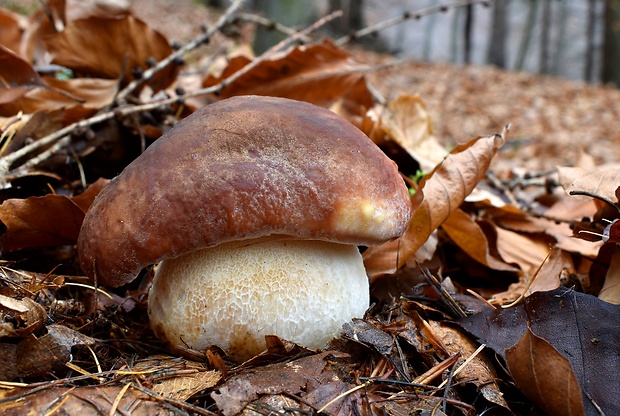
left=115, top=0, right=245, bottom=102
left=335, top=0, right=490, bottom=46
left=236, top=12, right=313, bottom=43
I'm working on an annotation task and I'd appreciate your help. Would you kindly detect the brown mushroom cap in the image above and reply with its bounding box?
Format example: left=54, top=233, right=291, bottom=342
left=78, top=96, right=411, bottom=287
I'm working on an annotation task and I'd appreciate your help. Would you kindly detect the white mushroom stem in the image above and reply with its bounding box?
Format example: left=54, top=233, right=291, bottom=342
left=147, top=237, right=370, bottom=362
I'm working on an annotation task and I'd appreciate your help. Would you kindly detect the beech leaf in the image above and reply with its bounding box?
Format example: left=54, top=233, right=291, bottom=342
left=558, top=166, right=620, bottom=209
left=365, top=94, right=448, bottom=172
left=441, top=207, right=517, bottom=272
left=506, top=326, right=584, bottom=416
left=43, top=15, right=176, bottom=91
left=202, top=40, right=374, bottom=116
left=457, top=288, right=620, bottom=416
left=364, top=130, right=506, bottom=276
left=0, top=178, right=108, bottom=252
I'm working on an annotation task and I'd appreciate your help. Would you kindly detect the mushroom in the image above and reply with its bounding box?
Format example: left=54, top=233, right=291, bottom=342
left=78, top=95, right=412, bottom=362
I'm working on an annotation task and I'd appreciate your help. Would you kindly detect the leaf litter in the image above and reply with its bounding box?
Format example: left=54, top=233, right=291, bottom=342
left=0, top=1, right=619, bottom=415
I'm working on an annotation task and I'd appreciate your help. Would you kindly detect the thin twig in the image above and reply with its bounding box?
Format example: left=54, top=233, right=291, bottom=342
left=116, top=0, right=245, bottom=102
left=335, top=0, right=490, bottom=46
left=236, top=12, right=313, bottom=43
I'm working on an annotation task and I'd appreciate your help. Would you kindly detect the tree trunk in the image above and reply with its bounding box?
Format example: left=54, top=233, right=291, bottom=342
left=550, top=0, right=569, bottom=75
left=601, top=0, right=620, bottom=86
left=464, top=4, right=474, bottom=64
left=539, top=0, right=552, bottom=74
left=487, top=0, right=508, bottom=68
left=584, top=0, right=598, bottom=81
left=328, top=0, right=365, bottom=36
left=515, top=0, right=538, bottom=71
left=251, top=0, right=317, bottom=54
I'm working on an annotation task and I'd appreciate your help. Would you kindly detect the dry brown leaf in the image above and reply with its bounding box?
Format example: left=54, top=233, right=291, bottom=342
left=365, top=94, right=447, bottom=172
left=131, top=355, right=220, bottom=401
left=202, top=40, right=374, bottom=117
left=495, top=226, right=550, bottom=276
left=506, top=326, right=585, bottom=416
left=558, top=166, right=620, bottom=204
left=0, top=294, right=47, bottom=338
left=364, top=131, right=505, bottom=277
left=0, top=45, right=45, bottom=108
left=0, top=8, right=24, bottom=53
left=430, top=321, right=509, bottom=410
left=442, top=207, right=517, bottom=272
left=0, top=178, right=108, bottom=252
left=42, top=15, right=176, bottom=91
left=599, top=244, right=620, bottom=304
left=16, top=324, right=96, bottom=379
left=0, top=77, right=117, bottom=116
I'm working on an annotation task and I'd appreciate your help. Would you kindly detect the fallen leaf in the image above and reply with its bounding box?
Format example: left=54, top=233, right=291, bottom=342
left=0, top=179, right=108, bottom=252
left=131, top=355, right=220, bottom=401
left=365, top=94, right=448, bottom=172
left=211, top=351, right=342, bottom=416
left=202, top=40, right=374, bottom=117
left=364, top=131, right=506, bottom=277
left=0, top=385, right=179, bottom=415
left=442, top=207, right=517, bottom=272
left=558, top=166, right=620, bottom=205
left=16, top=324, right=96, bottom=379
left=599, top=244, right=620, bottom=304
left=43, top=15, right=177, bottom=91
left=0, top=294, right=47, bottom=338
left=0, top=45, right=46, bottom=107
left=0, top=8, right=24, bottom=53
left=506, top=326, right=584, bottom=416
left=458, top=288, right=620, bottom=416
left=429, top=321, right=509, bottom=410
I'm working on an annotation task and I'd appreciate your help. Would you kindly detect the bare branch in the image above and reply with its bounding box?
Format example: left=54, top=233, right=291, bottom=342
left=335, top=0, right=490, bottom=46
left=116, top=0, right=245, bottom=102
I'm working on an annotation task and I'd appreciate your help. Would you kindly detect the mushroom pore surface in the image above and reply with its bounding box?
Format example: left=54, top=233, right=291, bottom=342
left=78, top=95, right=412, bottom=287
left=148, top=238, right=369, bottom=362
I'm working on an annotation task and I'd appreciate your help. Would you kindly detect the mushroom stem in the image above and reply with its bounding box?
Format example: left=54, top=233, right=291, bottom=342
left=147, top=237, right=369, bottom=362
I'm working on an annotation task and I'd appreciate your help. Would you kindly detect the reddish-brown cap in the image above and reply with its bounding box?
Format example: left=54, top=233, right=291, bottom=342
left=78, top=96, right=412, bottom=287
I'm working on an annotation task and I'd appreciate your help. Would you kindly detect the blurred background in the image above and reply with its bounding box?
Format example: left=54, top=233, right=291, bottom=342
left=239, top=0, right=615, bottom=84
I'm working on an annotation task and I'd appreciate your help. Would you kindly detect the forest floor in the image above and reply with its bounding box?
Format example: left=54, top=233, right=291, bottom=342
left=1, top=1, right=620, bottom=415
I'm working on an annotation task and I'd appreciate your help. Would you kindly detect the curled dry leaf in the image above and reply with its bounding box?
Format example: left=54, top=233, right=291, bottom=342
left=429, top=321, right=509, bottom=410
left=506, top=326, right=584, bottom=416
left=599, top=244, right=620, bottom=304
left=131, top=355, right=221, bottom=401
left=202, top=40, right=374, bottom=117
left=364, top=94, right=448, bottom=172
left=441, top=207, right=517, bottom=272
left=0, top=293, right=47, bottom=338
left=15, top=324, right=96, bottom=379
left=0, top=178, right=108, bottom=252
left=364, top=131, right=506, bottom=278
left=211, top=351, right=345, bottom=416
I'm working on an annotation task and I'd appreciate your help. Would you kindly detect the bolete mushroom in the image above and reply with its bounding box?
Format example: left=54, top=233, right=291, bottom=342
left=78, top=95, right=412, bottom=362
